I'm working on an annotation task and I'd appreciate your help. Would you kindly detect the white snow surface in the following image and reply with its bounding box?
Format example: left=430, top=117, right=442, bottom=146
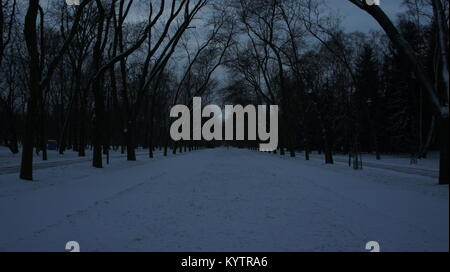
left=0, top=147, right=448, bottom=252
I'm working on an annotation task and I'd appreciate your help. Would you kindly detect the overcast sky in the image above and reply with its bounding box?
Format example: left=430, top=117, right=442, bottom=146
left=49, top=0, right=406, bottom=34
left=327, top=0, right=405, bottom=32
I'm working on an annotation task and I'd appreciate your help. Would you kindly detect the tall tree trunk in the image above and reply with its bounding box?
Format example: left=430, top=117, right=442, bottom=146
left=324, top=130, right=334, bottom=164
left=126, top=120, right=136, bottom=161
left=20, top=0, right=40, bottom=181
left=172, top=140, right=177, bottom=155
left=148, top=94, right=155, bottom=158
left=40, top=108, right=47, bottom=161
left=6, top=109, right=19, bottom=154
left=304, top=139, right=310, bottom=161
left=419, top=116, right=436, bottom=158
left=92, top=97, right=104, bottom=168
left=78, top=89, right=87, bottom=157
left=438, top=116, right=449, bottom=184
left=20, top=0, right=92, bottom=178
left=164, top=140, right=168, bottom=157
left=91, top=0, right=106, bottom=168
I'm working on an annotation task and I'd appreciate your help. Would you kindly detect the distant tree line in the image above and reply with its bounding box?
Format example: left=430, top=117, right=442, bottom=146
left=0, top=0, right=448, bottom=184
left=221, top=0, right=448, bottom=185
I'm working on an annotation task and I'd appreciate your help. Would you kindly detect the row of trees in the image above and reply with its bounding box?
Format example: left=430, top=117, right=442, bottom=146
left=0, top=0, right=448, bottom=184
left=1, top=0, right=236, bottom=180
left=222, top=0, right=448, bottom=184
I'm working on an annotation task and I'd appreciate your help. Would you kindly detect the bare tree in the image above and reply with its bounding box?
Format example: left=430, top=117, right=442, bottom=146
left=20, top=0, right=94, bottom=181
left=0, top=0, right=16, bottom=68
left=346, top=0, right=448, bottom=184
left=112, top=0, right=210, bottom=161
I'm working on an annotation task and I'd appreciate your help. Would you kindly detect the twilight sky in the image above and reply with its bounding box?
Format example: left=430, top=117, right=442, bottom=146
left=326, top=0, right=405, bottom=32
left=50, top=0, right=406, bottom=33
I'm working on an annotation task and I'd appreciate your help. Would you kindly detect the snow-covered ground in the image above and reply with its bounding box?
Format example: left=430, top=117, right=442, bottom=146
left=0, top=146, right=91, bottom=167
left=0, top=147, right=151, bottom=174
left=0, top=147, right=448, bottom=252
left=310, top=151, right=439, bottom=170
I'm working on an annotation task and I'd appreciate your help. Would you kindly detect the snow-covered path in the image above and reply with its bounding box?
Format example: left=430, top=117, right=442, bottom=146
left=0, top=148, right=448, bottom=252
